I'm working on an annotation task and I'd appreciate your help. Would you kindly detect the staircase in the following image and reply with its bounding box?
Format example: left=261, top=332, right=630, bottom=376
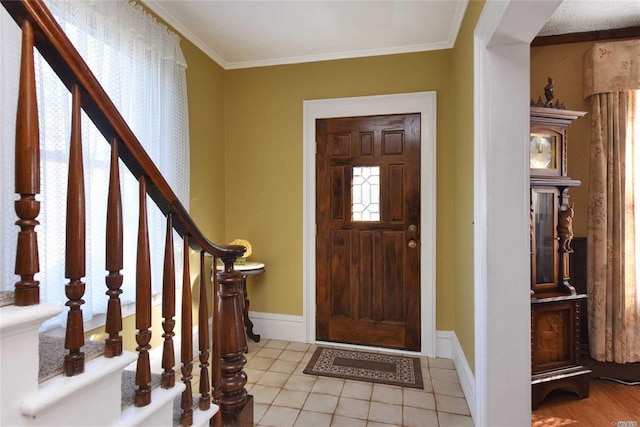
left=0, top=1, right=252, bottom=425
left=0, top=300, right=219, bottom=426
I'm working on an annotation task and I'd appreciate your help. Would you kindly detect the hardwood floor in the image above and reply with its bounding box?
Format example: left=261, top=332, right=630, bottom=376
left=532, top=378, right=640, bottom=426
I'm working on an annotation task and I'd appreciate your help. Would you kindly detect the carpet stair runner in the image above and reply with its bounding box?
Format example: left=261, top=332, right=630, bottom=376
left=0, top=295, right=217, bottom=426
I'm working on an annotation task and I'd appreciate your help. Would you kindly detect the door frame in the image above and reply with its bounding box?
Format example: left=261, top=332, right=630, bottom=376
left=473, top=1, right=563, bottom=424
left=303, top=92, right=436, bottom=357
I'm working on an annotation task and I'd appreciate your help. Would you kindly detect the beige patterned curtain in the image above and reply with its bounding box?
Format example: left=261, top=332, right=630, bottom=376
left=585, top=40, right=640, bottom=363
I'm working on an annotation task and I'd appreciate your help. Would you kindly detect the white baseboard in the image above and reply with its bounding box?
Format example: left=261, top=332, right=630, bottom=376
left=436, top=330, right=476, bottom=423
left=436, top=330, right=454, bottom=358
left=248, top=311, right=305, bottom=342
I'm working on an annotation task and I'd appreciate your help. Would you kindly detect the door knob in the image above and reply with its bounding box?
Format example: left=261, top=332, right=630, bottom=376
left=408, top=240, right=418, bottom=249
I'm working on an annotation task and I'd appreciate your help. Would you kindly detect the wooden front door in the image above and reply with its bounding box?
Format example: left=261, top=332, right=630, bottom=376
left=316, top=113, right=421, bottom=351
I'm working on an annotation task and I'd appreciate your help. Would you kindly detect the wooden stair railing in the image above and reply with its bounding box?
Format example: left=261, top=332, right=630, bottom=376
left=2, top=0, right=251, bottom=425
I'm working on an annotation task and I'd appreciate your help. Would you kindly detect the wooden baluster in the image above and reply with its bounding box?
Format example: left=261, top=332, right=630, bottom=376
left=161, top=213, right=176, bottom=388
left=198, top=252, right=211, bottom=410
left=105, top=138, right=123, bottom=357
left=217, top=256, right=249, bottom=422
left=14, top=20, right=41, bottom=306
left=135, top=176, right=152, bottom=407
left=180, top=237, right=194, bottom=426
left=212, top=256, right=222, bottom=427
left=64, top=84, right=86, bottom=376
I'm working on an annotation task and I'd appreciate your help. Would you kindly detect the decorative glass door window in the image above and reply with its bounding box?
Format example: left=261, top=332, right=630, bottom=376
left=352, top=166, right=380, bottom=221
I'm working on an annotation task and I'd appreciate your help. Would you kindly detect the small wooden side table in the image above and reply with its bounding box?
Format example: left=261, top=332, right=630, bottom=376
left=219, top=261, right=265, bottom=342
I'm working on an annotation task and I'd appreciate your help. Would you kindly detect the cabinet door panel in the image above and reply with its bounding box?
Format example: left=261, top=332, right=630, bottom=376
left=531, top=188, right=559, bottom=293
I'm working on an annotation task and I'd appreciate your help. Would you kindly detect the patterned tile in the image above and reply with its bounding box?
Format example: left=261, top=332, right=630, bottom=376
left=311, top=377, right=345, bottom=395
left=284, top=374, right=317, bottom=392
left=245, top=368, right=265, bottom=385
left=286, top=342, right=311, bottom=352
left=366, top=422, right=400, bottom=427
left=428, top=357, right=455, bottom=370
left=257, top=371, right=291, bottom=388
left=369, top=402, right=402, bottom=425
left=341, top=380, right=373, bottom=400
left=403, top=389, right=436, bottom=410
left=435, top=394, right=471, bottom=416
left=236, top=341, right=472, bottom=427
left=259, top=405, right=300, bottom=427
left=430, top=367, right=460, bottom=383
left=331, top=415, right=368, bottom=427
left=437, top=411, right=475, bottom=426
left=250, top=384, right=282, bottom=405
left=246, top=356, right=276, bottom=370
left=279, top=350, right=306, bottom=363
left=270, top=359, right=299, bottom=374
left=403, top=406, right=438, bottom=427
left=371, top=384, right=403, bottom=405
left=255, top=347, right=284, bottom=359
left=272, top=388, right=310, bottom=409
left=432, top=379, right=465, bottom=398
left=302, top=393, right=339, bottom=414
left=293, top=409, right=332, bottom=427
left=368, top=401, right=403, bottom=425
left=254, top=403, right=269, bottom=424
left=293, top=362, right=308, bottom=375
left=247, top=340, right=266, bottom=353
left=334, top=396, right=370, bottom=419
left=264, top=339, right=290, bottom=349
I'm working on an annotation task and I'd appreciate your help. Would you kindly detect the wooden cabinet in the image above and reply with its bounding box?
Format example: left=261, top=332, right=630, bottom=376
left=529, top=106, right=591, bottom=409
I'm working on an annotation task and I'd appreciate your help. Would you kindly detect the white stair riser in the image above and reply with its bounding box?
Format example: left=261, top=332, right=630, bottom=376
left=117, top=384, right=186, bottom=426
left=27, top=373, right=123, bottom=426
left=0, top=304, right=62, bottom=426
left=1, top=304, right=216, bottom=426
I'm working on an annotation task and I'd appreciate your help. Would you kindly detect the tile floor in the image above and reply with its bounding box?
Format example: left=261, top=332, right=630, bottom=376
left=228, top=338, right=474, bottom=427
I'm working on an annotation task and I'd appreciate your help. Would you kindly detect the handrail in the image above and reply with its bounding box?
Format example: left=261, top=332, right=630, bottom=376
left=1, top=0, right=245, bottom=258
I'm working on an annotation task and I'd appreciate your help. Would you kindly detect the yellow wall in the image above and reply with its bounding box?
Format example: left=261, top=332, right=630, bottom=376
left=182, top=41, right=227, bottom=242
left=114, top=4, right=489, bottom=364
left=451, top=0, right=485, bottom=373
left=530, top=42, right=594, bottom=237
left=224, top=52, right=457, bottom=330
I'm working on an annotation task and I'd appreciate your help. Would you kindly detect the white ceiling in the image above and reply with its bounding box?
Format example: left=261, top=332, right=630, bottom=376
left=539, top=0, right=640, bottom=36
left=142, top=0, right=640, bottom=70
left=143, top=0, right=468, bottom=69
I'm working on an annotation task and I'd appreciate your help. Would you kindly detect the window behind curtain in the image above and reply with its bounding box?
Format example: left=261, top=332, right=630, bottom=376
left=0, top=0, right=190, bottom=331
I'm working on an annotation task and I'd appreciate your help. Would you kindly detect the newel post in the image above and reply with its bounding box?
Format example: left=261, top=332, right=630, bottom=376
left=216, top=254, right=253, bottom=426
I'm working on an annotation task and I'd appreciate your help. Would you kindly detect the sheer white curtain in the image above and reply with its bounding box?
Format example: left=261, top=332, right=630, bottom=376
left=0, top=0, right=190, bottom=331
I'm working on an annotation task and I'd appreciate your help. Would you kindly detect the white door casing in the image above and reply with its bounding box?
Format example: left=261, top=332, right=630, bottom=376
left=303, top=92, right=437, bottom=357
left=473, top=1, right=564, bottom=425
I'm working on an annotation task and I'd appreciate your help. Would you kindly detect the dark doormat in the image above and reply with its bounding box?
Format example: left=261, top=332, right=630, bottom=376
left=303, top=346, right=423, bottom=389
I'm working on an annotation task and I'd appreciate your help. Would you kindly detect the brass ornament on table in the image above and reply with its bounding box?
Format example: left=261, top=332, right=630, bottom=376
left=228, top=239, right=252, bottom=264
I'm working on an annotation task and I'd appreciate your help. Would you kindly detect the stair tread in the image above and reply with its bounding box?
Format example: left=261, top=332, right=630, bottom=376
left=173, top=394, right=219, bottom=427
left=22, top=351, right=138, bottom=419
left=39, top=334, right=105, bottom=382
left=121, top=369, right=162, bottom=410
left=0, top=291, right=14, bottom=307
